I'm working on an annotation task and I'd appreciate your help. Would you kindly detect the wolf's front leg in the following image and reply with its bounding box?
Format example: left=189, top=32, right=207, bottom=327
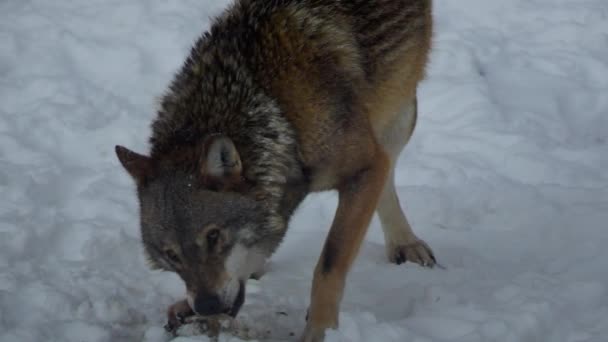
left=164, top=299, right=194, bottom=333
left=301, top=153, right=390, bottom=342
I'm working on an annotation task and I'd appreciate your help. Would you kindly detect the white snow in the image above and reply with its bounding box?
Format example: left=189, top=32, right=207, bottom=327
left=1, top=0, right=607, bottom=341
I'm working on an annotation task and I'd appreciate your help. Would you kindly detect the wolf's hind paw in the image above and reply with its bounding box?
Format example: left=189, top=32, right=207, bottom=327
left=388, top=239, right=436, bottom=267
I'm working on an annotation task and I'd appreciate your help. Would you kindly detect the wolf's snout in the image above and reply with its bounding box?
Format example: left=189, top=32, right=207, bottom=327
left=193, top=293, right=223, bottom=315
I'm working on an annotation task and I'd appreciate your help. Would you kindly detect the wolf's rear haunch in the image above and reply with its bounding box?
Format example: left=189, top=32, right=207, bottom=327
left=115, top=1, right=436, bottom=341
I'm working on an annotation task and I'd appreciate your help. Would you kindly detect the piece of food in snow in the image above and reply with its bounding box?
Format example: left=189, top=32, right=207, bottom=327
left=175, top=314, right=271, bottom=340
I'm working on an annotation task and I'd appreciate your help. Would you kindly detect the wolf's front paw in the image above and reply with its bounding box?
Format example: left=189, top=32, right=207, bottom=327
left=164, top=299, right=194, bottom=333
left=388, top=239, right=436, bottom=267
left=299, top=323, right=327, bottom=342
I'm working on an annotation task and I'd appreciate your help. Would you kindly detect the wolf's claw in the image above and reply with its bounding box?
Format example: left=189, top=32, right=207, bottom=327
left=388, top=239, right=436, bottom=267
left=177, top=312, right=190, bottom=324
left=165, top=299, right=195, bottom=333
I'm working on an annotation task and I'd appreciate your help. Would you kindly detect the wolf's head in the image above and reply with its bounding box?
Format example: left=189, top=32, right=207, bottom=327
left=115, top=135, right=269, bottom=317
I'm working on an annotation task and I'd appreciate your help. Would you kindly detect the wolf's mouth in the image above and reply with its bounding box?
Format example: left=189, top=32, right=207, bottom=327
left=227, top=280, right=245, bottom=317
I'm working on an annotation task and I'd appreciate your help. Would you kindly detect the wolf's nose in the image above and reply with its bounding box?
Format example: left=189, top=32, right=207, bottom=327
left=193, top=294, right=222, bottom=315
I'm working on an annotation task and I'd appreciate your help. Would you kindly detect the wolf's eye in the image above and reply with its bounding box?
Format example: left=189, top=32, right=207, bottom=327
left=165, top=250, right=181, bottom=265
left=207, top=229, right=220, bottom=246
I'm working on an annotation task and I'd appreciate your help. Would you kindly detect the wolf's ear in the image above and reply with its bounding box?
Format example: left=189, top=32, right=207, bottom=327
left=201, top=135, right=243, bottom=189
left=115, top=145, right=152, bottom=182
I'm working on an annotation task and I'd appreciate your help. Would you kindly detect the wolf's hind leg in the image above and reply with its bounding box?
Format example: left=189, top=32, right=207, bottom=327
left=375, top=97, right=436, bottom=267
left=377, top=167, right=436, bottom=267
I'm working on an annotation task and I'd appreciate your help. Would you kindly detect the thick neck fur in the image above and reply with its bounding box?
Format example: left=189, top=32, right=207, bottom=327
left=147, top=5, right=302, bottom=254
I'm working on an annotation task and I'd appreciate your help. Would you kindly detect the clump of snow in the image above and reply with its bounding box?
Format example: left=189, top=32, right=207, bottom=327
left=1, top=0, right=607, bottom=341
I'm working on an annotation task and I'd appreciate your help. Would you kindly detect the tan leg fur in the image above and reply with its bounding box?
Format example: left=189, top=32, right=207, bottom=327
left=302, top=149, right=390, bottom=342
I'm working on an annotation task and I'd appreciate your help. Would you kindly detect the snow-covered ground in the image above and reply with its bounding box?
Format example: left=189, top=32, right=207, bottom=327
left=1, top=0, right=607, bottom=341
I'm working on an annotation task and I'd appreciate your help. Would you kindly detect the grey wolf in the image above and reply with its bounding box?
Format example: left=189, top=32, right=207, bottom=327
left=115, top=0, right=435, bottom=340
